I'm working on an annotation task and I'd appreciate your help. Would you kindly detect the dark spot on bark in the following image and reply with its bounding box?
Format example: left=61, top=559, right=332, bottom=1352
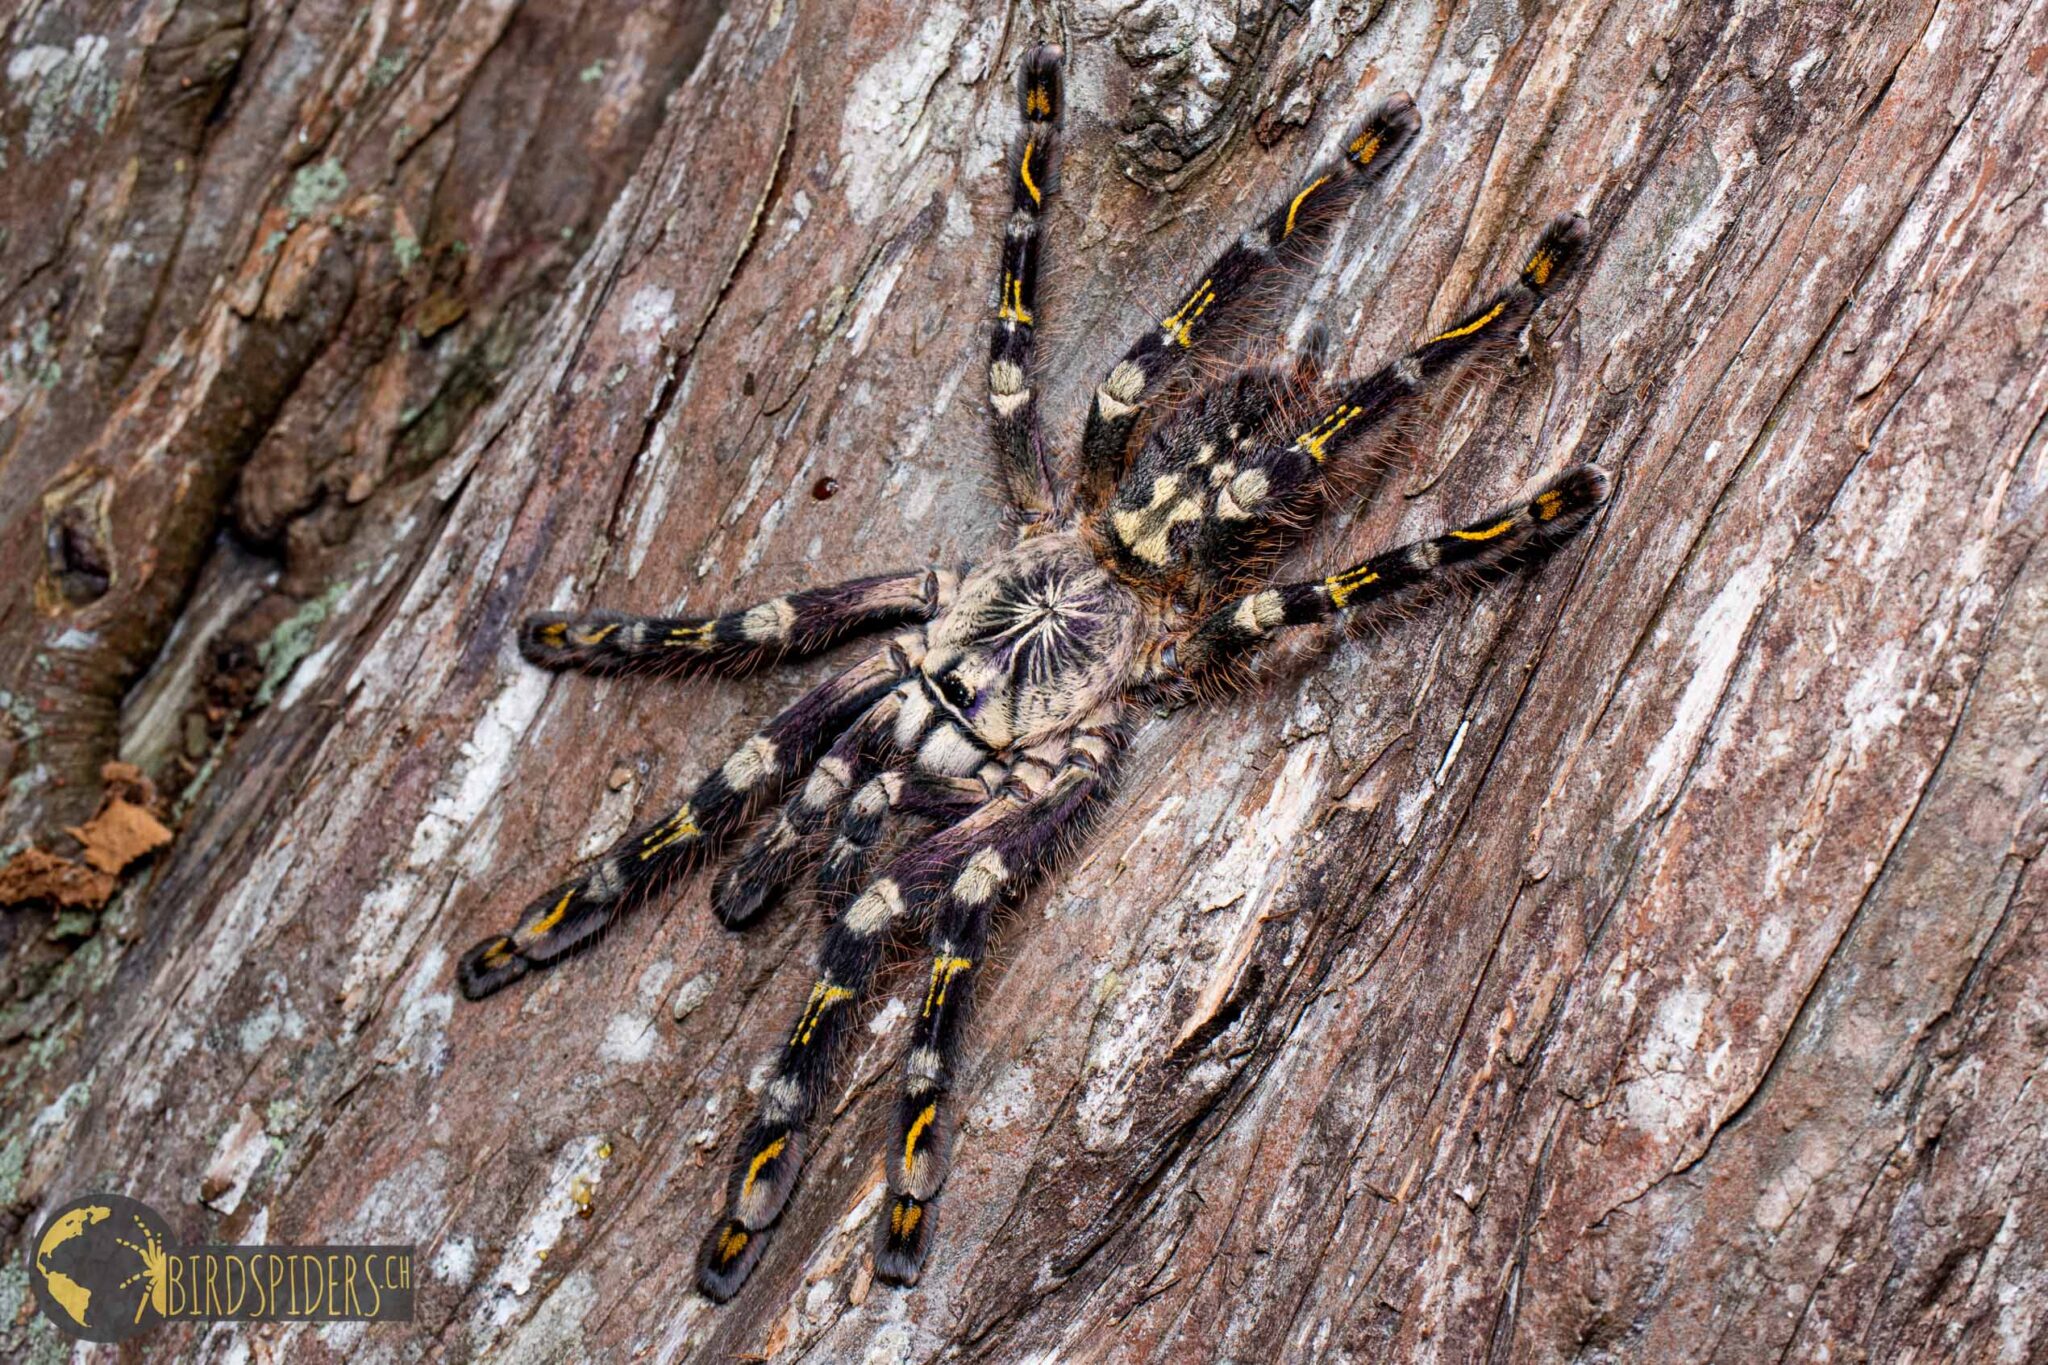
left=1172, top=963, right=1263, bottom=1059
left=811, top=476, right=838, bottom=500
left=43, top=480, right=115, bottom=605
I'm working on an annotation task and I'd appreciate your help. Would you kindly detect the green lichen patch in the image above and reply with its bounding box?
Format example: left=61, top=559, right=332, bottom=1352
left=9, top=34, right=121, bottom=161
left=255, top=581, right=350, bottom=707
left=368, top=49, right=411, bottom=90
left=286, top=158, right=350, bottom=226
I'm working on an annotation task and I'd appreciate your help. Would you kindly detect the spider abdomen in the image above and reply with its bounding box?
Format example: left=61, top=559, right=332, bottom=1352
left=1088, top=365, right=1323, bottom=602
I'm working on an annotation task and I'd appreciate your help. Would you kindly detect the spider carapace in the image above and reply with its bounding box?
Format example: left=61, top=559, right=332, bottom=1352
left=456, top=44, right=1608, bottom=1300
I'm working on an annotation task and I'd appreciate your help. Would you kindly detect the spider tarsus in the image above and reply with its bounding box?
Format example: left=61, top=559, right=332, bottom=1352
left=873, top=1193, right=936, bottom=1287
left=455, top=934, right=529, bottom=1000
left=1536, top=462, right=1610, bottom=531
left=516, top=611, right=645, bottom=672
left=709, top=862, right=783, bottom=929
left=1018, top=43, right=1063, bottom=124
left=696, top=1218, right=768, bottom=1303
left=1521, top=211, right=1591, bottom=295
left=1356, top=91, right=1423, bottom=169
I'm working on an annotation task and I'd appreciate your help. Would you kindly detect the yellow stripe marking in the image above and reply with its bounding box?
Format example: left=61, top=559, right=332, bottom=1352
left=638, top=808, right=700, bottom=860
left=1283, top=175, right=1333, bottom=238
left=1427, top=299, right=1508, bottom=345
left=741, top=1136, right=787, bottom=1198
left=572, top=623, right=618, bottom=646
left=921, top=955, right=974, bottom=1017
left=1525, top=247, right=1556, bottom=287
left=1019, top=139, right=1042, bottom=206
left=1161, top=280, right=1216, bottom=347
left=538, top=621, right=568, bottom=647
left=903, top=1103, right=938, bottom=1172
left=480, top=938, right=514, bottom=969
left=1326, top=568, right=1380, bottom=608
left=1534, top=489, right=1565, bottom=520
left=664, top=621, right=713, bottom=647
left=1450, top=517, right=1517, bottom=542
left=717, top=1225, right=748, bottom=1263
left=1025, top=86, right=1052, bottom=118
left=1294, top=404, right=1364, bottom=463
left=792, top=980, right=855, bottom=1046
left=891, top=1199, right=922, bottom=1238
left=1349, top=129, right=1383, bottom=165
left=998, top=272, right=1034, bottom=326
left=522, top=889, right=575, bottom=942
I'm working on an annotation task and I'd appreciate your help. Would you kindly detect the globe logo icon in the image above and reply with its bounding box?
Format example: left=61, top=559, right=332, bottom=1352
left=28, top=1193, right=173, bottom=1344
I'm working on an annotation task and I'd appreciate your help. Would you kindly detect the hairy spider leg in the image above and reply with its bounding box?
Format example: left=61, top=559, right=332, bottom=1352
left=1175, top=463, right=1610, bottom=678
left=455, top=646, right=911, bottom=998
left=815, top=743, right=994, bottom=915
left=1074, top=94, right=1423, bottom=513
left=695, top=797, right=1004, bottom=1300
left=988, top=43, right=1065, bottom=529
left=696, top=672, right=1016, bottom=1298
left=1091, top=213, right=1590, bottom=609
left=1258, top=213, right=1592, bottom=506
left=714, top=669, right=989, bottom=930
left=518, top=568, right=956, bottom=678
left=709, top=688, right=909, bottom=928
left=874, top=724, right=1121, bottom=1286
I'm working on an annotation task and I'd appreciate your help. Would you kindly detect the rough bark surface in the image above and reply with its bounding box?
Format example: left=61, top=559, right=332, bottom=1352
left=3, top=1, right=2045, bottom=1361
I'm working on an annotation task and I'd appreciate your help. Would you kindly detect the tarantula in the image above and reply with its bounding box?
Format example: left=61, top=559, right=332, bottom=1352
left=456, top=44, right=1608, bottom=1300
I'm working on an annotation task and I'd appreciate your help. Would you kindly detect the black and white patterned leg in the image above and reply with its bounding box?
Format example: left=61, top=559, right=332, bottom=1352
left=1074, top=95, right=1422, bottom=509
left=519, top=568, right=955, bottom=678
left=457, top=645, right=912, bottom=997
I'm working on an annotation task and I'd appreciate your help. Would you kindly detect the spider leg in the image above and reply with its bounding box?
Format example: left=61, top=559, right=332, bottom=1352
left=456, top=643, right=913, bottom=999
left=698, top=711, right=1122, bottom=1301
left=1099, top=217, right=1595, bottom=600
left=815, top=761, right=994, bottom=914
left=873, top=727, right=1121, bottom=1286
left=1266, top=213, right=1592, bottom=498
left=1171, top=464, right=1610, bottom=680
left=1075, top=95, right=1422, bottom=513
left=518, top=568, right=956, bottom=678
left=815, top=672, right=1011, bottom=909
left=987, top=44, right=1064, bottom=530
left=715, top=677, right=997, bottom=928
left=695, top=800, right=986, bottom=1300
left=709, top=688, right=908, bottom=929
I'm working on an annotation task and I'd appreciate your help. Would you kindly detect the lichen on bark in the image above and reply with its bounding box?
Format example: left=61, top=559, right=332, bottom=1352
left=3, top=2, right=2047, bottom=1362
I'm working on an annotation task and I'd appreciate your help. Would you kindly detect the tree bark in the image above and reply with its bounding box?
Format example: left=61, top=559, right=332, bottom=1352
left=4, top=1, right=2046, bottom=1361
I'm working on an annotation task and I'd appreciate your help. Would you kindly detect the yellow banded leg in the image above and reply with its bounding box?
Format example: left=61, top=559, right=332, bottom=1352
left=697, top=859, right=932, bottom=1299
left=1278, top=213, right=1593, bottom=482
left=1076, top=94, right=1421, bottom=509
left=874, top=753, right=1119, bottom=1286
left=1175, top=464, right=1611, bottom=680
left=517, top=568, right=950, bottom=680
left=988, top=43, right=1065, bottom=524
left=460, top=648, right=909, bottom=1002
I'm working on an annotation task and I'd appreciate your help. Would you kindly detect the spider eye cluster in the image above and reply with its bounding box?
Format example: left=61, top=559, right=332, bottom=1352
left=934, top=671, right=975, bottom=711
